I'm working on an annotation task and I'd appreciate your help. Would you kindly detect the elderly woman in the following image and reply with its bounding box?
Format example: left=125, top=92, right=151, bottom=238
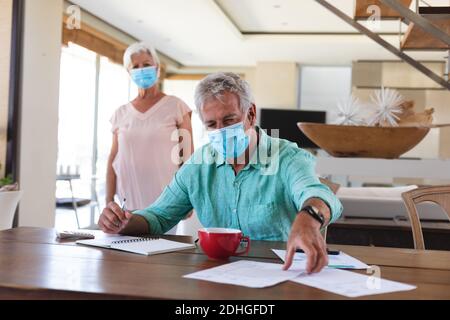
left=104, top=42, right=193, bottom=234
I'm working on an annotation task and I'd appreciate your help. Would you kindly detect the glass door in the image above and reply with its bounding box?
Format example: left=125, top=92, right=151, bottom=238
left=56, top=42, right=136, bottom=229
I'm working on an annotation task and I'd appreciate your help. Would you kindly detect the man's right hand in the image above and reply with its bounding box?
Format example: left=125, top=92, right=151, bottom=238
left=98, top=202, right=133, bottom=234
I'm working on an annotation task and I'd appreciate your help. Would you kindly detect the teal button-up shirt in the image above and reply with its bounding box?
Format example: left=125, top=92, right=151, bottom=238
left=136, top=127, right=343, bottom=241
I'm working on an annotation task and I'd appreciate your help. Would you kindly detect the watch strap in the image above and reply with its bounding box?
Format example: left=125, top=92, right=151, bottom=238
left=301, top=205, right=325, bottom=228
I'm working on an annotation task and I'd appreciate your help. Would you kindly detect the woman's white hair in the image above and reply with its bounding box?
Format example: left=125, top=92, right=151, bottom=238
left=123, top=42, right=160, bottom=70
left=194, top=72, right=255, bottom=118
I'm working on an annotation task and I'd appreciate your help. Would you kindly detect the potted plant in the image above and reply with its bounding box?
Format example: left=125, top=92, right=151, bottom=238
left=0, top=163, right=21, bottom=230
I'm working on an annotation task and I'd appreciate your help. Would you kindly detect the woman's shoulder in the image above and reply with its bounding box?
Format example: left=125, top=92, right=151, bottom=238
left=162, top=95, right=191, bottom=109
left=160, top=96, right=192, bottom=122
left=162, top=95, right=183, bottom=103
left=114, top=102, right=133, bottom=115
left=110, top=103, right=132, bottom=123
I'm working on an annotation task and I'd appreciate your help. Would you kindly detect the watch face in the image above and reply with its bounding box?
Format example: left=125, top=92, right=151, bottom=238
left=307, top=205, right=325, bottom=225
left=310, top=206, right=320, bottom=215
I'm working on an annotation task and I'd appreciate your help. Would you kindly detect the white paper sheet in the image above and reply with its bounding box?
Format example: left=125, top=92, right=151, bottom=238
left=183, top=260, right=303, bottom=288
left=291, top=268, right=416, bottom=298
left=272, top=249, right=369, bottom=270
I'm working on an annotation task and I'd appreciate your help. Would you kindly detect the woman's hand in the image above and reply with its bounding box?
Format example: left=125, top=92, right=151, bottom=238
left=98, top=202, right=133, bottom=234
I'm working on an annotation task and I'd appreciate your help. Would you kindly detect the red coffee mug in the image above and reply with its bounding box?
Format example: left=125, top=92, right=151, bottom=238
left=198, top=228, right=250, bottom=260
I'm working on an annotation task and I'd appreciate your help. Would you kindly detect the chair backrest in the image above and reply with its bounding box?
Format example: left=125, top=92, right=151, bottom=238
left=319, top=178, right=341, bottom=241
left=402, top=185, right=450, bottom=250
left=319, top=178, right=341, bottom=195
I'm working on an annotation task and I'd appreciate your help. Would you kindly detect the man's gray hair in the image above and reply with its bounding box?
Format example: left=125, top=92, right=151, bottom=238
left=194, top=72, right=255, bottom=117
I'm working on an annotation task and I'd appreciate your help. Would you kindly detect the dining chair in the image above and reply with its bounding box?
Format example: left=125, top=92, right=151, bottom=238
left=319, top=178, right=341, bottom=195
left=402, top=185, right=450, bottom=250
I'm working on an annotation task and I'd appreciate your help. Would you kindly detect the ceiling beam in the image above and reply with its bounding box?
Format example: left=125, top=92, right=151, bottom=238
left=210, top=0, right=244, bottom=40
left=315, top=0, right=450, bottom=90
left=242, top=31, right=405, bottom=36
left=65, top=0, right=183, bottom=69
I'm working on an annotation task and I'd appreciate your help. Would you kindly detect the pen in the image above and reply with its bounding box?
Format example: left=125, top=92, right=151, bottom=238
left=121, top=198, right=127, bottom=212
left=117, top=198, right=128, bottom=227
left=296, top=248, right=340, bottom=255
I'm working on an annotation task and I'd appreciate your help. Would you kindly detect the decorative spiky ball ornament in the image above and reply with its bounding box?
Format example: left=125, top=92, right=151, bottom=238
left=335, top=95, right=366, bottom=126
left=368, top=87, right=405, bottom=127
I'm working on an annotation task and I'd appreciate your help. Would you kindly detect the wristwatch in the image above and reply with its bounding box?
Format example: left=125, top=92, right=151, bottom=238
left=301, top=205, right=325, bottom=228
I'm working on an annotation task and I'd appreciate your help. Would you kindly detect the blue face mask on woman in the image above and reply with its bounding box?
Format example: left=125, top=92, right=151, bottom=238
left=130, top=66, right=158, bottom=89
left=208, top=122, right=250, bottom=159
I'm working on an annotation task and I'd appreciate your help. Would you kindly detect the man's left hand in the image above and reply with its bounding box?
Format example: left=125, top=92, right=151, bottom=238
left=283, top=213, right=328, bottom=274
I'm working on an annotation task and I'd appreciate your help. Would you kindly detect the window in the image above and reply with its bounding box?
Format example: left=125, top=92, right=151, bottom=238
left=57, top=44, right=96, bottom=211
left=56, top=42, right=136, bottom=229
left=97, top=55, right=137, bottom=205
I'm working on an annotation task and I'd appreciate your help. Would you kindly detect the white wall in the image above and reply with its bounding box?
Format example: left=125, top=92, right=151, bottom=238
left=428, top=90, right=450, bottom=159
left=440, top=127, right=450, bottom=160
left=254, top=62, right=299, bottom=110
left=0, top=0, right=13, bottom=177
left=300, top=66, right=352, bottom=123
left=18, top=0, right=63, bottom=227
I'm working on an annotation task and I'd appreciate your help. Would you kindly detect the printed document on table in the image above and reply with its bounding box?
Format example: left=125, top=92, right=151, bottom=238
left=272, top=249, right=369, bottom=270
left=183, top=260, right=304, bottom=288
left=291, top=268, right=416, bottom=298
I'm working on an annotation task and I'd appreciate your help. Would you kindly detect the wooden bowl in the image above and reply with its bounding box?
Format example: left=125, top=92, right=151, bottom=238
left=297, top=123, right=430, bottom=159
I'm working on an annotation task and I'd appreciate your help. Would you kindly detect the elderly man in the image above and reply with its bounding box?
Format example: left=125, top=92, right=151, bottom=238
left=99, top=72, right=343, bottom=273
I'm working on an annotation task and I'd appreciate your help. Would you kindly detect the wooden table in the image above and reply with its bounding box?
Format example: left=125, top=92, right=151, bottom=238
left=0, top=227, right=449, bottom=300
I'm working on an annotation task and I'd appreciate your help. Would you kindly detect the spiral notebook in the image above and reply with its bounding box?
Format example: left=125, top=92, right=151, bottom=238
left=76, top=236, right=195, bottom=256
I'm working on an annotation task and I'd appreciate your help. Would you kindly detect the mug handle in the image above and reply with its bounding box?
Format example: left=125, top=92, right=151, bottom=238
left=235, top=236, right=250, bottom=256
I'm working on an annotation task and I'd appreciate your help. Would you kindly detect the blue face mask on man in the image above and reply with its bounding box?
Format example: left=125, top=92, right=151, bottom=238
left=208, top=122, right=250, bottom=159
left=130, top=66, right=158, bottom=89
